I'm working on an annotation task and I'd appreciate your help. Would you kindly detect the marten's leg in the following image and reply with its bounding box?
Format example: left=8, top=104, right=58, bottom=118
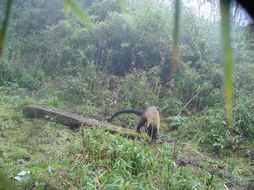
left=136, top=116, right=147, bottom=133
left=147, top=125, right=158, bottom=139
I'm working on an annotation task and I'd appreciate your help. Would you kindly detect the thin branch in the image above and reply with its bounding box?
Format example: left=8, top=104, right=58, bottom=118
left=178, top=91, right=200, bottom=115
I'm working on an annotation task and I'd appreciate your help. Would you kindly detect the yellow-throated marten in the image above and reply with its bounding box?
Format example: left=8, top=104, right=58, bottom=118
left=107, top=106, right=160, bottom=139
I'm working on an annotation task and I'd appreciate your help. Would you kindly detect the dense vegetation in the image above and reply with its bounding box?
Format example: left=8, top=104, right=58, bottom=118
left=0, top=0, right=254, bottom=189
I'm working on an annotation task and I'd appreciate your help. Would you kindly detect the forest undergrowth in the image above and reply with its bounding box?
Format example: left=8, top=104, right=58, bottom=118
left=0, top=0, right=254, bottom=189
left=0, top=64, right=253, bottom=189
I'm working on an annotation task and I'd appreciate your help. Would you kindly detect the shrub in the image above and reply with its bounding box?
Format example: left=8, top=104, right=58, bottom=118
left=0, top=62, right=38, bottom=90
left=197, top=109, right=241, bottom=155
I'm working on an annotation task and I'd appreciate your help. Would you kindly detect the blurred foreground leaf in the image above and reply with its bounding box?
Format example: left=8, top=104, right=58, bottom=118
left=63, top=0, right=92, bottom=27
left=220, top=0, right=233, bottom=127
left=0, top=0, right=13, bottom=55
left=0, top=171, right=15, bottom=190
left=172, top=0, right=181, bottom=73
left=118, top=0, right=126, bottom=12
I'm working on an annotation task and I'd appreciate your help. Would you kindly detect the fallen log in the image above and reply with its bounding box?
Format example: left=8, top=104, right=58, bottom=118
left=23, top=104, right=100, bottom=128
left=23, top=104, right=142, bottom=139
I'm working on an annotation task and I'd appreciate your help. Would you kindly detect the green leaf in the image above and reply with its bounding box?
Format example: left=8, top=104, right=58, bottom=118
left=220, top=0, right=233, bottom=127
left=63, top=0, right=92, bottom=28
left=0, top=0, right=13, bottom=56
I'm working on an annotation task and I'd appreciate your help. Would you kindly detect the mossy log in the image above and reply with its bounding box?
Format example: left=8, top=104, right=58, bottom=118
left=23, top=104, right=142, bottom=139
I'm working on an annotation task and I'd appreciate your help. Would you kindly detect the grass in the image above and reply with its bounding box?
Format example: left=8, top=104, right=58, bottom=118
left=0, top=86, right=253, bottom=189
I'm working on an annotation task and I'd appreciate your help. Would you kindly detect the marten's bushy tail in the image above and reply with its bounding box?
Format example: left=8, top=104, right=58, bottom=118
left=107, top=109, right=143, bottom=122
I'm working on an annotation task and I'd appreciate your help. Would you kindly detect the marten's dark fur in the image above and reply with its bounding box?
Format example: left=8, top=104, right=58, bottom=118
left=107, top=106, right=160, bottom=139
